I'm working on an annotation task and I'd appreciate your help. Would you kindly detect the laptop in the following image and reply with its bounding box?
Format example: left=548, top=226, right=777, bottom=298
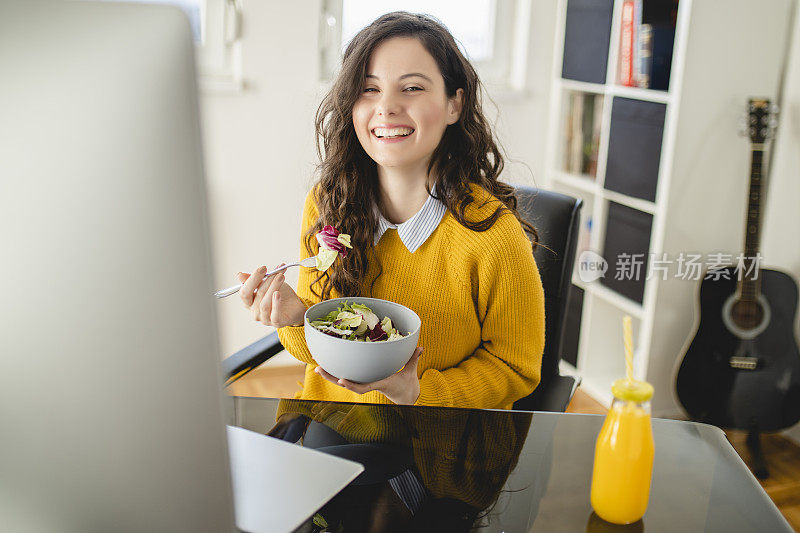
left=0, top=2, right=361, bottom=531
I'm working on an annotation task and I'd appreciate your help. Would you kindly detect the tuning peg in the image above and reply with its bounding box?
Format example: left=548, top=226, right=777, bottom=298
left=770, top=103, right=780, bottom=115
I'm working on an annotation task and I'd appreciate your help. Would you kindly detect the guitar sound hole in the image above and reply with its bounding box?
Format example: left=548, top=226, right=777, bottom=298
left=731, top=299, right=764, bottom=330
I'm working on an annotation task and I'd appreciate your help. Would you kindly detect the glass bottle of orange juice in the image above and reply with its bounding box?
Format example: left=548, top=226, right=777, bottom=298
left=590, top=378, right=655, bottom=525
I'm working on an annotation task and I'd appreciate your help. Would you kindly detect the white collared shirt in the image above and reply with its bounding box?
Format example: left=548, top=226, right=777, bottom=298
left=373, top=185, right=447, bottom=253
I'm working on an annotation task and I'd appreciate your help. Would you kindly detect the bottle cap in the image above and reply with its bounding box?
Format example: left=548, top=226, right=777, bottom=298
left=611, top=378, right=654, bottom=403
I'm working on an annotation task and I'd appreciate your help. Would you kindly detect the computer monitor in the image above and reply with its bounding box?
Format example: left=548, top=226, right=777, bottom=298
left=1, top=3, right=366, bottom=531
left=0, top=2, right=236, bottom=530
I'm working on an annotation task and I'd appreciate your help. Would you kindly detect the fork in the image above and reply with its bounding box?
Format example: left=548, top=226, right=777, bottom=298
left=214, top=255, right=318, bottom=299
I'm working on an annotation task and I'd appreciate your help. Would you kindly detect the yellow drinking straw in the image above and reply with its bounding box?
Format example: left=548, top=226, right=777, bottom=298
left=623, top=315, right=634, bottom=382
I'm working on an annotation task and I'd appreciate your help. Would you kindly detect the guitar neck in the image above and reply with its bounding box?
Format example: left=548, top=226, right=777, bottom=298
left=739, top=146, right=764, bottom=302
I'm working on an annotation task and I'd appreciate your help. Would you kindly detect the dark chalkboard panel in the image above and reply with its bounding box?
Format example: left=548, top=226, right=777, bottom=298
left=561, top=0, right=614, bottom=84
left=600, top=202, right=653, bottom=303
left=604, top=97, right=667, bottom=202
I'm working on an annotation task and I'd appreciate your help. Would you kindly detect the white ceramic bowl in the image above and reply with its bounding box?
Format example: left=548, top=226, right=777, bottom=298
left=304, top=297, right=421, bottom=383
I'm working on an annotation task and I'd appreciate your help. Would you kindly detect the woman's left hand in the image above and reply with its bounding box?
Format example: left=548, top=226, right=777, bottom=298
left=314, top=347, right=423, bottom=405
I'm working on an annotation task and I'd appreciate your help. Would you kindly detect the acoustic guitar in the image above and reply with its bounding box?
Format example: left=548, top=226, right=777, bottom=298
left=675, top=99, right=800, bottom=446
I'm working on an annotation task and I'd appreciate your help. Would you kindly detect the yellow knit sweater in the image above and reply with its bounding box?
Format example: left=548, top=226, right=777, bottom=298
left=277, top=183, right=545, bottom=409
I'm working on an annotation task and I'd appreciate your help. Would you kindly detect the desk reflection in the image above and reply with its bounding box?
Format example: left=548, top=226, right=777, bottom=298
left=586, top=512, right=644, bottom=532
left=267, top=399, right=531, bottom=532
left=229, top=397, right=792, bottom=532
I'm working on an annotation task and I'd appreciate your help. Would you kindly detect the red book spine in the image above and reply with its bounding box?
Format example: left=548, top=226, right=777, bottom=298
left=619, top=0, right=635, bottom=86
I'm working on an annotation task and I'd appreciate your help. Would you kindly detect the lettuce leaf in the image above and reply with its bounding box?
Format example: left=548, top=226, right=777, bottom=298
left=336, top=233, right=353, bottom=249
left=352, top=303, right=379, bottom=329
left=315, top=248, right=338, bottom=272
left=333, top=311, right=363, bottom=329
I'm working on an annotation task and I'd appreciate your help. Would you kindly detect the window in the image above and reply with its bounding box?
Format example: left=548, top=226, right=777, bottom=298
left=94, top=0, right=241, bottom=92
left=319, top=0, right=530, bottom=89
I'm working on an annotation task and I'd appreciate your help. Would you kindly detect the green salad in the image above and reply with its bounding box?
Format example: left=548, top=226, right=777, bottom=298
left=310, top=301, right=405, bottom=342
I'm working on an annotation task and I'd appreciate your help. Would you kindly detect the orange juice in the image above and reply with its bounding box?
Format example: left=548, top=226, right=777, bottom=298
left=590, top=379, right=654, bottom=525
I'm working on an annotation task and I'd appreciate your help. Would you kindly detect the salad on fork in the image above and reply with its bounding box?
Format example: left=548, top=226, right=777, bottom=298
left=214, top=225, right=353, bottom=298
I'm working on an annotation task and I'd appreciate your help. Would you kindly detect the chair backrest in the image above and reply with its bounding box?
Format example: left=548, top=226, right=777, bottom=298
left=513, top=186, right=582, bottom=408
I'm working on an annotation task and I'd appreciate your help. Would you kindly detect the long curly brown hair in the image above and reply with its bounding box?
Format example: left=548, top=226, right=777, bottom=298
left=306, top=11, right=538, bottom=300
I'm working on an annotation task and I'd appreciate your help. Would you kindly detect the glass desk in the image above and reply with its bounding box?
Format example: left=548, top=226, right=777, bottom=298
left=229, top=397, right=791, bottom=532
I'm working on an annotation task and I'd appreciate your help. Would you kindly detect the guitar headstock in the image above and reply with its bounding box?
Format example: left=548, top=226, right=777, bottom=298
left=739, top=98, right=778, bottom=144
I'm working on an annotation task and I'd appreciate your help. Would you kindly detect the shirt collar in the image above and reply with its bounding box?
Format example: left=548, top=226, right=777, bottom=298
left=373, top=184, right=447, bottom=253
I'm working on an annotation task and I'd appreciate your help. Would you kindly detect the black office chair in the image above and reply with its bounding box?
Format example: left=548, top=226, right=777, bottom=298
left=223, top=186, right=583, bottom=412
left=511, top=186, right=582, bottom=412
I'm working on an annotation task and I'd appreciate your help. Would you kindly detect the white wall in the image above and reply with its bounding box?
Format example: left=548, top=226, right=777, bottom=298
left=201, top=0, right=557, bottom=359
left=762, top=2, right=800, bottom=443
left=201, top=1, right=323, bottom=358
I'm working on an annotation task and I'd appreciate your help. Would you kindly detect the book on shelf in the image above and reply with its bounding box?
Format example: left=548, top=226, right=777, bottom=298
left=619, top=0, right=635, bottom=87
left=566, top=92, right=584, bottom=174
left=619, top=0, right=678, bottom=90
left=632, top=0, right=643, bottom=85
left=563, top=93, right=604, bottom=178
left=648, top=23, right=675, bottom=90
left=587, top=94, right=603, bottom=176
left=636, top=23, right=653, bottom=88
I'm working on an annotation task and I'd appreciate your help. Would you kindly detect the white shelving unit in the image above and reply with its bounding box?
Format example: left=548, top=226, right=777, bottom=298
left=546, top=0, right=793, bottom=413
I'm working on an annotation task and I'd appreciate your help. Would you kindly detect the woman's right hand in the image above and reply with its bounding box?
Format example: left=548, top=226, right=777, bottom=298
left=237, top=264, right=307, bottom=328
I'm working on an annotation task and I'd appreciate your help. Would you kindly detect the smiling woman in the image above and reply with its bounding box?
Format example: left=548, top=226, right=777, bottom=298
left=236, top=12, right=546, bottom=409
left=352, top=38, right=462, bottom=181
